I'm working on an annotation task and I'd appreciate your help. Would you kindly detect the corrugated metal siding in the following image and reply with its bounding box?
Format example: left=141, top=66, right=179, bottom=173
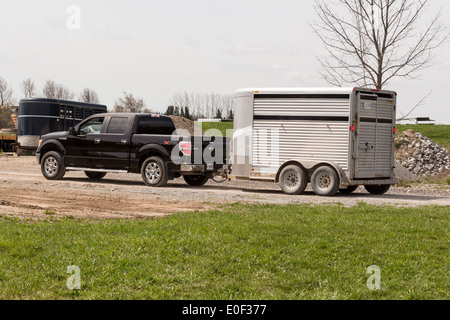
left=252, top=98, right=351, bottom=172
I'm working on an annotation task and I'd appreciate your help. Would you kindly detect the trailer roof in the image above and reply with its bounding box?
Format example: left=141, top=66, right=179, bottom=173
left=19, top=98, right=107, bottom=109
left=235, top=87, right=395, bottom=97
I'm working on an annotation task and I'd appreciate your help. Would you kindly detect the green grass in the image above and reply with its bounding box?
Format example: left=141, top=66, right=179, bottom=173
left=195, top=122, right=234, bottom=137
left=0, top=203, right=448, bottom=300
left=396, top=125, right=450, bottom=150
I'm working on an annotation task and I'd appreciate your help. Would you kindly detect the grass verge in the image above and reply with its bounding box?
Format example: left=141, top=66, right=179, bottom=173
left=0, top=203, right=448, bottom=300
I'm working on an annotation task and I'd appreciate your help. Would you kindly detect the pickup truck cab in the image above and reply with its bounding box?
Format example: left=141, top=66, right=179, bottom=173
left=36, top=113, right=229, bottom=187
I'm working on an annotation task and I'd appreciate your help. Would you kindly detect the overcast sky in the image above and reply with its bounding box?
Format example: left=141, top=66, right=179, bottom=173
left=1, top=0, right=449, bottom=123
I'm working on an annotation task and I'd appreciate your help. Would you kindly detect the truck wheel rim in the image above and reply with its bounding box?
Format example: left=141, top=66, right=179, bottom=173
left=145, top=162, right=161, bottom=183
left=44, top=157, right=58, bottom=176
left=317, top=173, right=332, bottom=189
left=285, top=171, right=299, bottom=188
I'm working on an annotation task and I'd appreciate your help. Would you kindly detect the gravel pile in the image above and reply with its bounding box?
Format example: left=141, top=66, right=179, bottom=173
left=396, top=129, right=450, bottom=176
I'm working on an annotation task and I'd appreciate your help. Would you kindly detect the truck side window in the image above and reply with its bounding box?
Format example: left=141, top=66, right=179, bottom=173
left=137, top=117, right=176, bottom=135
left=79, top=117, right=105, bottom=135
left=106, top=117, right=129, bottom=134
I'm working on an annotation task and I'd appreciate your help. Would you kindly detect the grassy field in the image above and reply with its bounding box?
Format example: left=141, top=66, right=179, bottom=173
left=195, top=122, right=234, bottom=137
left=396, top=125, right=450, bottom=150
left=0, top=203, right=448, bottom=300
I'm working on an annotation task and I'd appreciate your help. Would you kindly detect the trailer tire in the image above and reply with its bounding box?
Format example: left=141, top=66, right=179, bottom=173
left=311, top=166, right=340, bottom=197
left=339, top=186, right=359, bottom=194
left=279, top=165, right=308, bottom=195
left=85, top=172, right=107, bottom=180
left=41, top=151, right=66, bottom=180
left=184, top=175, right=209, bottom=187
left=365, top=185, right=391, bottom=195
left=141, top=156, right=168, bottom=188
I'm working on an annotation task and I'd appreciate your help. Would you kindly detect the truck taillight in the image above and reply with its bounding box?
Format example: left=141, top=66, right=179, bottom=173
left=350, top=125, right=355, bottom=132
left=180, top=141, right=192, bottom=156
left=393, top=127, right=396, bottom=134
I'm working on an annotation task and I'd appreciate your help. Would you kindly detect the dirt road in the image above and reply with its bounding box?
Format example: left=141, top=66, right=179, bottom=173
left=0, top=156, right=448, bottom=220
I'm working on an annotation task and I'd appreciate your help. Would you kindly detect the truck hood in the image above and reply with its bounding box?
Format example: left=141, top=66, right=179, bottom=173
left=41, top=131, right=69, bottom=140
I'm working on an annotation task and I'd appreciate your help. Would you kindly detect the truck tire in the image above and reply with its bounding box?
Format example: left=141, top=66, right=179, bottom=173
left=365, top=185, right=391, bottom=195
left=279, top=165, right=308, bottom=195
left=311, top=166, right=340, bottom=197
left=141, top=156, right=168, bottom=188
left=184, top=175, right=209, bottom=186
left=85, top=171, right=107, bottom=180
left=41, top=151, right=66, bottom=180
left=339, top=186, right=359, bottom=194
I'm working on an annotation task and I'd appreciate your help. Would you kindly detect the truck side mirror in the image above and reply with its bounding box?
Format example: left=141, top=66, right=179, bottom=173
left=69, top=127, right=77, bottom=136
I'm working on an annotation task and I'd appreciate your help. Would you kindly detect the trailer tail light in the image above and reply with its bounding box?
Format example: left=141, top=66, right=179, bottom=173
left=350, top=125, right=355, bottom=132
left=179, top=141, right=192, bottom=156
left=393, top=127, right=396, bottom=134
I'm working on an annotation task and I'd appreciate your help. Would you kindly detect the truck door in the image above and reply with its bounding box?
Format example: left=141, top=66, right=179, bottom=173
left=99, top=116, right=132, bottom=170
left=354, top=92, right=396, bottom=179
left=65, top=116, right=106, bottom=168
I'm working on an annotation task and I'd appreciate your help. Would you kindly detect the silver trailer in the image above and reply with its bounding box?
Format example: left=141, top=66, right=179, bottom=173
left=231, top=87, right=398, bottom=196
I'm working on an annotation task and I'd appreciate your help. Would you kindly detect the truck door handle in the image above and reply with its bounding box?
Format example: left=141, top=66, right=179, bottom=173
left=94, top=139, right=101, bottom=144
left=121, top=139, right=128, bottom=145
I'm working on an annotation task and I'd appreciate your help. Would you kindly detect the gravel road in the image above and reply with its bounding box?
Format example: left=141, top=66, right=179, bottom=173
left=0, top=155, right=448, bottom=220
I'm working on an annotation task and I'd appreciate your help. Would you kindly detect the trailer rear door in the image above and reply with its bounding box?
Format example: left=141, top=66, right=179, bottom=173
left=354, top=91, right=396, bottom=179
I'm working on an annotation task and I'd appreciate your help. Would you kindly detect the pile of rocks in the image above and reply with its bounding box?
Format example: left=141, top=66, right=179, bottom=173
left=396, top=129, right=450, bottom=176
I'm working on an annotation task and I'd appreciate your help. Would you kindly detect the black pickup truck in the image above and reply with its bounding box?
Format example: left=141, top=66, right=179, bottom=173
left=36, top=113, right=230, bottom=187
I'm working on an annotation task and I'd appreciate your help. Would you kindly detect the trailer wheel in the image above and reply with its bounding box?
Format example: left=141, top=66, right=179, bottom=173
left=365, top=185, right=391, bottom=195
left=184, top=175, right=209, bottom=186
left=41, top=151, right=66, bottom=180
left=311, top=166, right=340, bottom=197
left=339, top=186, right=359, bottom=194
left=141, top=156, right=168, bottom=187
left=279, top=165, right=308, bottom=195
left=85, top=171, right=107, bottom=180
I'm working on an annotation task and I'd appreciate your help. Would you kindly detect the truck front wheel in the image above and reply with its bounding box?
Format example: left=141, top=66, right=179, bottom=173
left=184, top=175, right=209, bottom=186
left=141, top=156, right=168, bottom=187
left=41, top=151, right=66, bottom=180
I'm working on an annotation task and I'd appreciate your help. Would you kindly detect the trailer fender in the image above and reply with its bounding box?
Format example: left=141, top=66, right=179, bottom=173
left=275, top=160, right=349, bottom=184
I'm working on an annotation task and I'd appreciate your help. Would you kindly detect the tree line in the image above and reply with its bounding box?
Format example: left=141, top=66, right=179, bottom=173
left=164, top=92, right=234, bottom=121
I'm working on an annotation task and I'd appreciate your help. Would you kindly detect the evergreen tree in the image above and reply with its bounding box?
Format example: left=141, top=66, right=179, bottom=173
left=164, top=105, right=174, bottom=116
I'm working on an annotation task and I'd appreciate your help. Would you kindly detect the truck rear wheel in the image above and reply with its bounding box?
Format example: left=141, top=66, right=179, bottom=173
left=41, top=151, right=66, bottom=180
left=279, top=165, right=308, bottom=195
left=365, top=185, right=391, bottom=195
left=184, top=175, right=209, bottom=186
left=141, top=156, right=168, bottom=187
left=311, top=166, right=340, bottom=197
left=85, top=171, right=107, bottom=180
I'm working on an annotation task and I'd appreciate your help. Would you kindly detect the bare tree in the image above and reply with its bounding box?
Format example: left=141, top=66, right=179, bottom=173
left=0, top=77, right=16, bottom=128
left=42, top=80, right=75, bottom=100
left=79, top=88, right=100, bottom=104
left=21, top=78, right=37, bottom=98
left=311, top=0, right=448, bottom=89
left=113, top=91, right=150, bottom=113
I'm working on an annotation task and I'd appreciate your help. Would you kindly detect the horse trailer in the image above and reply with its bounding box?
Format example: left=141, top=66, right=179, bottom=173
left=17, top=98, right=107, bottom=153
left=231, top=88, right=398, bottom=196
